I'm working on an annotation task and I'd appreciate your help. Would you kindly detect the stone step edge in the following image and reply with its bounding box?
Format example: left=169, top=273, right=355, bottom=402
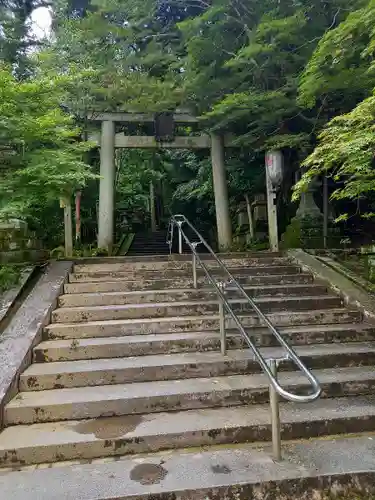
left=0, top=396, right=374, bottom=466
left=58, top=283, right=327, bottom=300
left=6, top=366, right=375, bottom=421
left=73, top=257, right=290, bottom=272
left=73, top=259, right=290, bottom=270
left=34, top=324, right=375, bottom=362
left=69, top=265, right=300, bottom=278
left=21, top=342, right=375, bottom=381
left=63, top=274, right=315, bottom=293
left=53, top=295, right=340, bottom=314
left=0, top=435, right=374, bottom=499
left=46, top=308, right=362, bottom=330
left=73, top=252, right=284, bottom=264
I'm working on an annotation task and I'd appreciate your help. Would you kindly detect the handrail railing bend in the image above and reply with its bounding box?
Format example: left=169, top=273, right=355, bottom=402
left=167, top=214, right=321, bottom=460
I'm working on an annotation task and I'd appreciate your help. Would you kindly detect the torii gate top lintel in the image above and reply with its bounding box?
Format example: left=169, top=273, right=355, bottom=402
left=87, top=110, right=237, bottom=149
left=86, top=110, right=199, bottom=124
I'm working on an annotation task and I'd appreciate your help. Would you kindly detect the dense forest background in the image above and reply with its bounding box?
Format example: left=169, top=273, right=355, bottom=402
left=1, top=0, right=375, bottom=250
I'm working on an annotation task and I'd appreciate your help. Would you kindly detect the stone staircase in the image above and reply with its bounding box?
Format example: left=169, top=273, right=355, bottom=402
left=1, top=252, right=375, bottom=497
left=127, top=231, right=170, bottom=256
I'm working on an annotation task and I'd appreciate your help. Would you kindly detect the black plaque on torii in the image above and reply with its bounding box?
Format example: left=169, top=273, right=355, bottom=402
left=154, top=113, right=175, bottom=142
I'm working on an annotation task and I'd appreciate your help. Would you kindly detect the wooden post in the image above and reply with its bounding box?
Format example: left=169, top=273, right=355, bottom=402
left=61, top=197, right=73, bottom=257
left=75, top=191, right=82, bottom=243
left=265, top=151, right=283, bottom=252
left=150, top=181, right=157, bottom=232
left=265, top=172, right=279, bottom=252
left=245, top=194, right=255, bottom=240
left=323, top=176, right=328, bottom=249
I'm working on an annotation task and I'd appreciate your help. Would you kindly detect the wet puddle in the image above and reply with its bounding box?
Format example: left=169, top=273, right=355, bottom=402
left=74, top=415, right=143, bottom=439
left=130, top=463, right=168, bottom=485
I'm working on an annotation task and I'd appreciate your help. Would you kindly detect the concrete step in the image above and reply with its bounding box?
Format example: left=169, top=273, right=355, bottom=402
left=64, top=273, right=314, bottom=294
left=126, top=249, right=170, bottom=256
left=73, top=257, right=290, bottom=274
left=1, top=395, right=375, bottom=466
left=73, top=252, right=283, bottom=267
left=51, top=296, right=342, bottom=324
left=20, top=343, right=375, bottom=391
left=1, top=434, right=374, bottom=499
left=1, top=435, right=374, bottom=500
left=58, top=284, right=328, bottom=308
left=5, top=366, right=375, bottom=424
left=69, top=265, right=301, bottom=283
left=34, top=324, right=375, bottom=362
left=45, top=308, right=362, bottom=339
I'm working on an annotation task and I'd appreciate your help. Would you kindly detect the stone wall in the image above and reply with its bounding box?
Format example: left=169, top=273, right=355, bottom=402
left=0, top=220, right=47, bottom=264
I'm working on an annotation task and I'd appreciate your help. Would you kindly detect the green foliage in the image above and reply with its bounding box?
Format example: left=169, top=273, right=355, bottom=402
left=73, top=245, right=109, bottom=257
left=116, top=233, right=135, bottom=256
left=116, top=149, right=166, bottom=227
left=47, top=0, right=355, bottom=154
left=294, top=92, right=375, bottom=206
left=49, top=246, right=65, bottom=259
left=44, top=0, right=185, bottom=114
left=230, top=238, right=269, bottom=253
left=205, top=90, right=298, bottom=149
left=179, top=0, right=352, bottom=150
left=0, top=265, right=20, bottom=293
left=299, top=0, right=374, bottom=109
left=0, top=0, right=50, bottom=78
left=294, top=0, right=375, bottom=217
left=41, top=0, right=371, bottom=233
left=281, top=213, right=325, bottom=249
left=50, top=244, right=109, bottom=259
left=0, top=65, right=96, bottom=219
left=4, top=0, right=375, bottom=243
left=173, top=156, right=213, bottom=204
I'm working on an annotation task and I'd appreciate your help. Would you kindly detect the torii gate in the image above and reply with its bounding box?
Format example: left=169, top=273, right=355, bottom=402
left=88, top=111, right=237, bottom=251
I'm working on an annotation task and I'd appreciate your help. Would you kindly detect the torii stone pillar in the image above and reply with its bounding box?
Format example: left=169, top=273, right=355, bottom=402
left=210, top=133, right=232, bottom=250
left=98, top=120, right=116, bottom=250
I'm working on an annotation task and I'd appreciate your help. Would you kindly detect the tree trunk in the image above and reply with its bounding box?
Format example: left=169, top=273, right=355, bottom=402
left=245, top=194, right=255, bottom=240
left=63, top=197, right=73, bottom=257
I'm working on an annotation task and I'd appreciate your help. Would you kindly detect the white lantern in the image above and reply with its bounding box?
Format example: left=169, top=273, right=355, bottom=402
left=265, top=150, right=284, bottom=189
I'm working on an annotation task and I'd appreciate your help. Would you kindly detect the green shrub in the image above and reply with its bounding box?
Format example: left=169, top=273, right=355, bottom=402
left=50, top=245, right=109, bottom=259
left=0, top=266, right=21, bottom=293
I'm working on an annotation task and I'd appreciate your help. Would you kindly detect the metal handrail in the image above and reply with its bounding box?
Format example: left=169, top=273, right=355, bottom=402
left=167, top=214, right=322, bottom=459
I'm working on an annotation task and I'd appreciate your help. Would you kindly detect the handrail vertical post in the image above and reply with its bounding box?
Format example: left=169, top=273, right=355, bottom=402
left=192, top=253, right=197, bottom=288
left=268, top=358, right=282, bottom=461
left=167, top=222, right=174, bottom=254
left=219, top=299, right=226, bottom=355
left=192, top=242, right=198, bottom=289
left=218, top=282, right=226, bottom=355
left=177, top=221, right=183, bottom=254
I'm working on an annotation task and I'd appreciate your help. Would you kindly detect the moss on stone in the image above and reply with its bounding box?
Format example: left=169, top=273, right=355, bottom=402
left=281, top=213, right=340, bottom=249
